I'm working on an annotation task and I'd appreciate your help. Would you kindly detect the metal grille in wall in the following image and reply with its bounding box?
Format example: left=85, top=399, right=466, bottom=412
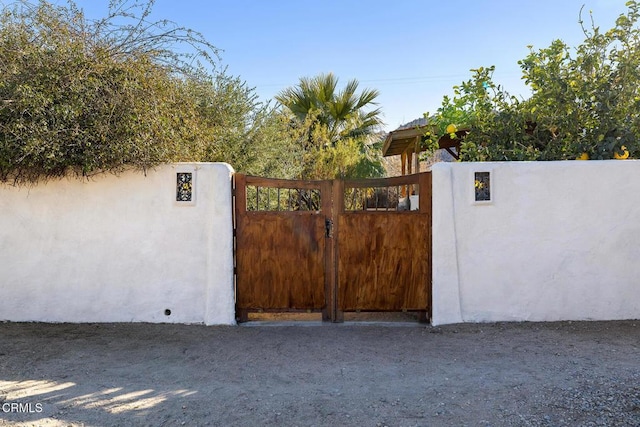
left=176, top=172, right=193, bottom=202
left=474, top=172, right=490, bottom=201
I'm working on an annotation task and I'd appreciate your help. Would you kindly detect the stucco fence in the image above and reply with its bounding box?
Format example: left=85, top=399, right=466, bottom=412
left=0, top=163, right=235, bottom=325
left=431, top=160, right=640, bottom=325
left=1, top=161, right=639, bottom=326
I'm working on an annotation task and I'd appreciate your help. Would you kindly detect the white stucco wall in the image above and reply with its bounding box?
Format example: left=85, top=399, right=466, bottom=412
left=0, top=163, right=235, bottom=325
left=431, top=160, right=640, bottom=325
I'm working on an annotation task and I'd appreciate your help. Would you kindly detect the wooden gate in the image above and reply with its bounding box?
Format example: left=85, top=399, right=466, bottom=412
left=335, top=173, right=431, bottom=321
left=233, top=173, right=431, bottom=323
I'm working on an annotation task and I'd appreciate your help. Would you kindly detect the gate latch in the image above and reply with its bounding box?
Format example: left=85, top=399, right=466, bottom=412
left=325, top=218, right=334, bottom=238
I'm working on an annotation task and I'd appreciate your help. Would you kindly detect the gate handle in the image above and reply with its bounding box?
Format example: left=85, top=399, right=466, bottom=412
left=325, top=218, right=333, bottom=238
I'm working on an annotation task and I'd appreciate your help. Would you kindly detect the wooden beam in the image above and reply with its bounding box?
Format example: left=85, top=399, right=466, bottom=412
left=329, top=179, right=341, bottom=322
left=400, top=152, right=407, bottom=196
left=406, top=149, right=413, bottom=197
left=401, top=152, right=407, bottom=176
left=445, top=147, right=459, bottom=160
left=414, top=136, right=420, bottom=195
left=414, top=136, right=420, bottom=173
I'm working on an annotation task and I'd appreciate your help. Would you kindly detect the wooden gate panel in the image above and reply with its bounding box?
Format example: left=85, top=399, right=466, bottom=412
left=336, top=173, right=432, bottom=318
left=337, top=212, right=429, bottom=311
left=234, top=175, right=329, bottom=321
left=235, top=213, right=326, bottom=310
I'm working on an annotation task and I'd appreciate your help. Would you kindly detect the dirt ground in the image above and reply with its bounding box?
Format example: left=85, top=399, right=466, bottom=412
left=0, top=319, right=639, bottom=426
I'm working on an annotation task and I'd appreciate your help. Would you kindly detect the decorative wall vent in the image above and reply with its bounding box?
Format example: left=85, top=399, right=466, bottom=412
left=176, top=172, right=193, bottom=202
left=474, top=172, right=491, bottom=202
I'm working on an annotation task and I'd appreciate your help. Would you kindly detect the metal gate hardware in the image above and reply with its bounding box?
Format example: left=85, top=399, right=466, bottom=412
left=325, top=218, right=334, bottom=238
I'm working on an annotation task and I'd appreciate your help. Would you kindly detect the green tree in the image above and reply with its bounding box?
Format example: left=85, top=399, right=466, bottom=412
left=0, top=0, right=292, bottom=184
left=426, top=1, right=640, bottom=162
left=276, top=73, right=385, bottom=179
left=0, top=0, right=220, bottom=183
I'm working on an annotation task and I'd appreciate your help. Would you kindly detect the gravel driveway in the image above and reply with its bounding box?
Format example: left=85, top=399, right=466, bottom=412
left=0, top=320, right=639, bottom=426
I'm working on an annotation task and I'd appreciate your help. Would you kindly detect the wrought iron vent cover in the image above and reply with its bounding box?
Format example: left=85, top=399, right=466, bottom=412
left=474, top=172, right=490, bottom=201
left=176, top=172, right=193, bottom=202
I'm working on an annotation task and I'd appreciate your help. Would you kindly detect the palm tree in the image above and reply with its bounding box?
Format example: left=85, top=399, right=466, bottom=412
left=276, top=73, right=383, bottom=144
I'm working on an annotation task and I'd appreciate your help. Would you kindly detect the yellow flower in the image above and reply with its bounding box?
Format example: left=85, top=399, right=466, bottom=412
left=446, top=124, right=457, bottom=134
left=576, top=152, right=589, bottom=160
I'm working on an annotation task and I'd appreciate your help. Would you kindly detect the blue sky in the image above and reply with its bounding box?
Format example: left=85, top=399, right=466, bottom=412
left=53, top=0, right=628, bottom=132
